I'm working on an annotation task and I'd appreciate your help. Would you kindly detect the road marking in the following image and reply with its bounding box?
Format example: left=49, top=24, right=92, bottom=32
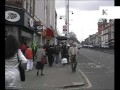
left=78, top=69, right=92, bottom=88
left=80, top=53, right=96, bottom=62
left=80, top=53, right=104, bottom=68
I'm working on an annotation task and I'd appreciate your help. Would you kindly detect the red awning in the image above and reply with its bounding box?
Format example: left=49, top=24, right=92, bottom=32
left=45, top=28, right=54, bottom=37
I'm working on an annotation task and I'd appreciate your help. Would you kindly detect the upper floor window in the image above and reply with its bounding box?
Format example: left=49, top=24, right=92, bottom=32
left=5, top=0, right=24, bottom=8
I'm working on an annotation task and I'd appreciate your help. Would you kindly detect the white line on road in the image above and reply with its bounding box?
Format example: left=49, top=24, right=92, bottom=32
left=80, top=53, right=104, bottom=67
left=81, top=53, right=96, bottom=62
left=78, top=69, right=92, bottom=88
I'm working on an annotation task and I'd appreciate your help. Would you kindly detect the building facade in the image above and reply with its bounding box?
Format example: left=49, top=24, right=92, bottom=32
left=98, top=19, right=114, bottom=48
left=5, top=0, right=36, bottom=47
left=34, top=0, right=57, bottom=45
left=5, top=0, right=58, bottom=46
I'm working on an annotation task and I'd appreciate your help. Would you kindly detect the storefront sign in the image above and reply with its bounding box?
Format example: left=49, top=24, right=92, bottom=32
left=5, top=6, right=24, bottom=26
left=5, top=10, right=20, bottom=22
left=24, top=12, right=35, bottom=30
left=29, top=18, right=34, bottom=27
left=36, top=25, right=43, bottom=32
left=37, top=25, right=42, bottom=30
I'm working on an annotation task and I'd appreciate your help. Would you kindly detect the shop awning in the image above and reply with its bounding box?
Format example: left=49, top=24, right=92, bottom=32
left=56, top=36, right=67, bottom=40
left=45, top=28, right=54, bottom=37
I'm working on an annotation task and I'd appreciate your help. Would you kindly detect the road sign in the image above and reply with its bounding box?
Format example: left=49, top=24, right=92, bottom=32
left=63, top=25, right=67, bottom=34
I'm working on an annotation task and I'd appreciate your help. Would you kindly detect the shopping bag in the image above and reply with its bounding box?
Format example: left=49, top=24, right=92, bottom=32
left=41, top=56, right=47, bottom=64
left=61, top=58, right=68, bottom=64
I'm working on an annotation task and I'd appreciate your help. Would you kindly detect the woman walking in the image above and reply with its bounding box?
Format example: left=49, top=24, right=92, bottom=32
left=5, top=35, right=28, bottom=90
left=25, top=46, right=33, bottom=71
left=35, top=44, right=46, bottom=76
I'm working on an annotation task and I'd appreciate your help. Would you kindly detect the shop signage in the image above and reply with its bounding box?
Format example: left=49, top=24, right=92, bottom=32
left=36, top=25, right=43, bottom=32
left=5, top=5, right=24, bottom=26
left=29, top=18, right=34, bottom=27
left=27, top=18, right=34, bottom=28
left=5, top=10, right=20, bottom=22
left=24, top=11, right=35, bottom=30
left=37, top=25, right=43, bottom=30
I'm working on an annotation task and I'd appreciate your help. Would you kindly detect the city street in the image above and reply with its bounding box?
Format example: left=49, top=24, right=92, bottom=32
left=21, top=48, right=114, bottom=90
left=77, top=48, right=114, bottom=90
left=5, top=1, right=115, bottom=90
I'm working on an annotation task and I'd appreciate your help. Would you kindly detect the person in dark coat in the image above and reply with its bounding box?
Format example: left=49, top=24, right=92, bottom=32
left=47, top=45, right=54, bottom=67
left=62, top=44, right=67, bottom=59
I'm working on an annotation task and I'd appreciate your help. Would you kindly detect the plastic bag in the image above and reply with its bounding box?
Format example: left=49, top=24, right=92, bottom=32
left=61, top=58, right=68, bottom=64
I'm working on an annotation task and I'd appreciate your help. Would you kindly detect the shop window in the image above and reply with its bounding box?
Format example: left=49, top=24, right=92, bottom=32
left=5, top=26, right=19, bottom=40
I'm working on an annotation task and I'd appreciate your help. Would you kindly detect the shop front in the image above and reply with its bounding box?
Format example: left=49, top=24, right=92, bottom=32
left=5, top=5, right=40, bottom=47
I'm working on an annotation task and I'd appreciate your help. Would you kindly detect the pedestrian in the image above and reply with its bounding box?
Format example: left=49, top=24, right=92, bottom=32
left=54, top=45, right=60, bottom=66
left=47, top=45, right=54, bottom=67
left=20, top=42, right=27, bottom=55
left=61, top=44, right=67, bottom=65
left=61, top=44, right=67, bottom=59
left=5, top=35, right=28, bottom=90
left=66, top=44, right=70, bottom=64
left=25, top=46, right=33, bottom=71
left=31, top=41, right=39, bottom=62
left=69, top=42, right=79, bottom=72
left=35, top=44, right=46, bottom=76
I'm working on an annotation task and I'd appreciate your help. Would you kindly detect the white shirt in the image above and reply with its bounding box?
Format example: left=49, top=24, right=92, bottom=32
left=69, top=46, right=78, bottom=55
left=5, top=49, right=28, bottom=89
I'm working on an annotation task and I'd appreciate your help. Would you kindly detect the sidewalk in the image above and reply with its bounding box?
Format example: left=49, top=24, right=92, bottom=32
left=21, top=63, right=87, bottom=90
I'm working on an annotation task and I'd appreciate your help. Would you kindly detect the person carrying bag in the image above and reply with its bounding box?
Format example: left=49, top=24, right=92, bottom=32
left=5, top=35, right=28, bottom=90
left=35, top=44, right=46, bottom=76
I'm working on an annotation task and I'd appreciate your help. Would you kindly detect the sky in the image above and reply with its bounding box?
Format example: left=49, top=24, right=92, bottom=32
left=55, top=0, right=114, bottom=42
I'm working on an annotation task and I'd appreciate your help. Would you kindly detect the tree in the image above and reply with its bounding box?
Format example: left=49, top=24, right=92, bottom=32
left=68, top=32, right=78, bottom=43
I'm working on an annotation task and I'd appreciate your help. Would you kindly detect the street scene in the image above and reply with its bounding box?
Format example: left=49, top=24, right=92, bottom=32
left=5, top=0, right=114, bottom=90
left=20, top=48, right=114, bottom=90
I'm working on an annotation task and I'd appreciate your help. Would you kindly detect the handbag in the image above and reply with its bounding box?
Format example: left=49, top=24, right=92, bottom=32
left=41, top=56, right=47, bottom=64
left=17, top=52, right=25, bottom=81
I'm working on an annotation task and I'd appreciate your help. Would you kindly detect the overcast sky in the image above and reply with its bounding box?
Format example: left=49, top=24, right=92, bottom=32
left=55, top=0, right=114, bottom=42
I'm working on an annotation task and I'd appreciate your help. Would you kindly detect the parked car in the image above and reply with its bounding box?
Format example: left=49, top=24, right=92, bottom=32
left=88, top=45, right=94, bottom=48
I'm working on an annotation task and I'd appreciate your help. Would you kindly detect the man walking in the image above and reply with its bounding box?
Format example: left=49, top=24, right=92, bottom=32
left=69, top=43, right=79, bottom=72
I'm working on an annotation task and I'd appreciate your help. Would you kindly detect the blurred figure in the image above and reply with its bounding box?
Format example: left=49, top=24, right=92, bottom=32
left=20, top=42, right=27, bottom=55
left=25, top=46, right=33, bottom=71
left=61, top=44, right=67, bottom=65
left=35, top=44, right=45, bottom=76
left=66, top=44, right=70, bottom=64
left=5, top=35, right=28, bottom=90
left=47, top=45, right=54, bottom=67
left=54, top=45, right=60, bottom=66
left=69, top=43, right=79, bottom=72
left=31, top=42, right=39, bottom=62
left=61, top=44, right=67, bottom=59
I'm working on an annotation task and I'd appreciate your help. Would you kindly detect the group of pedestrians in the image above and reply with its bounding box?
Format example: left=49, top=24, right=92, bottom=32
left=5, top=35, right=80, bottom=90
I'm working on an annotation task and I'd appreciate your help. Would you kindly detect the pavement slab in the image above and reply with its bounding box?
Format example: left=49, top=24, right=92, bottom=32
left=21, top=64, right=87, bottom=90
